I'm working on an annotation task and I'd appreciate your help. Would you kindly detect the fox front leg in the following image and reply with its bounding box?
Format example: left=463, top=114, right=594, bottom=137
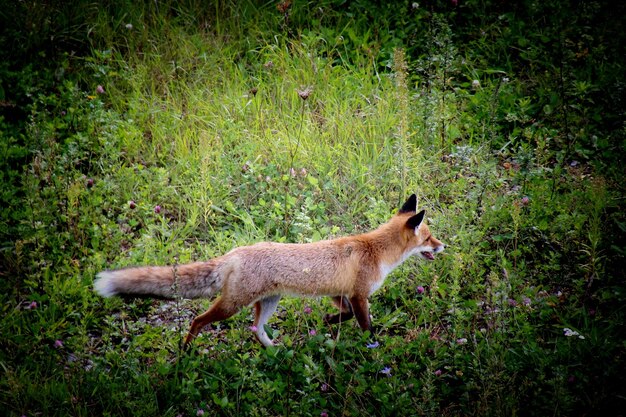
left=324, top=295, right=354, bottom=324
left=349, top=295, right=373, bottom=334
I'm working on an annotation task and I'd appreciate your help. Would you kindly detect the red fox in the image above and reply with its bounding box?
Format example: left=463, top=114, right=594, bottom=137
left=94, top=194, right=444, bottom=347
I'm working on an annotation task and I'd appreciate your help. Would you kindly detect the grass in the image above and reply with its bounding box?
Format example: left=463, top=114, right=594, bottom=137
left=1, top=1, right=625, bottom=416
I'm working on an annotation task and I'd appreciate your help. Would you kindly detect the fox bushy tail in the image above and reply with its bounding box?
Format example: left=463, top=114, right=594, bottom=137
left=94, top=261, right=223, bottom=300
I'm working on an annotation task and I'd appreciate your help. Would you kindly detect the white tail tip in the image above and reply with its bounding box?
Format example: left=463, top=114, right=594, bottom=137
left=94, top=271, right=118, bottom=298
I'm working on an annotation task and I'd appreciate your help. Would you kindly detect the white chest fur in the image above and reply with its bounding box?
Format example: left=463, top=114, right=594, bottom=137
left=372, top=251, right=416, bottom=296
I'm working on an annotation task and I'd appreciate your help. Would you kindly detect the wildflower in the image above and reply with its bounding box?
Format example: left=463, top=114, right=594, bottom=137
left=521, top=196, right=530, bottom=206
left=309, top=329, right=317, bottom=336
left=503, top=77, right=510, bottom=83
left=250, top=325, right=258, bottom=332
left=456, top=338, right=468, bottom=345
left=54, top=340, right=64, bottom=349
left=366, top=341, right=380, bottom=349
left=154, top=205, right=161, bottom=214
left=471, top=79, right=480, bottom=89
left=86, top=178, right=94, bottom=188
left=277, top=0, right=292, bottom=14
left=320, top=383, right=329, bottom=392
left=263, top=61, right=274, bottom=69
left=96, top=85, right=105, bottom=94
left=125, top=23, right=133, bottom=30
left=299, top=167, right=307, bottom=177
left=27, top=301, right=38, bottom=309
left=196, top=409, right=205, bottom=416
left=563, top=328, right=585, bottom=339
left=304, top=306, right=312, bottom=314
left=522, top=297, right=531, bottom=306
left=412, top=2, right=419, bottom=9
left=290, top=167, right=297, bottom=177
left=381, top=366, right=392, bottom=376
left=129, top=200, right=136, bottom=209
left=297, top=87, right=312, bottom=100
left=320, top=412, right=328, bottom=417
left=434, top=369, right=442, bottom=377
left=416, top=285, right=425, bottom=295
left=508, top=298, right=517, bottom=307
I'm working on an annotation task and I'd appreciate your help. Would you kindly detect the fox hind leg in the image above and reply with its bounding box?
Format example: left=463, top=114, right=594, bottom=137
left=253, top=295, right=281, bottom=347
left=184, top=296, right=239, bottom=347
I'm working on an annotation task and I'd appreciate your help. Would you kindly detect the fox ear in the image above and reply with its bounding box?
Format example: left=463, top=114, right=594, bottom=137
left=399, top=194, right=417, bottom=214
left=406, top=210, right=425, bottom=229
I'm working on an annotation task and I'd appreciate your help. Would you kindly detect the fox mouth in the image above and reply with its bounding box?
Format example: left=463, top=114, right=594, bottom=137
left=421, top=251, right=435, bottom=261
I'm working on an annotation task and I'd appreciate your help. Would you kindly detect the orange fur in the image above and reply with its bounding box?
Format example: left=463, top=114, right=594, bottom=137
left=94, top=194, right=444, bottom=347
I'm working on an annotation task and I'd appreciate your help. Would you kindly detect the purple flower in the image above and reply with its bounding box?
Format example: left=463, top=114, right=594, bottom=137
left=54, top=340, right=64, bottom=349
left=320, top=412, right=328, bottom=417
left=28, top=301, right=38, bottom=309
left=129, top=200, right=136, bottom=209
left=320, top=383, right=329, bottom=392
left=96, top=85, right=105, bottom=94
left=86, top=178, right=94, bottom=188
left=521, top=196, right=530, bottom=206
left=456, top=338, right=468, bottom=345
left=249, top=325, right=258, bottom=332
left=416, top=286, right=425, bottom=295
left=366, top=341, right=380, bottom=349
left=297, top=87, right=312, bottom=100
left=154, top=205, right=161, bottom=214
left=196, top=409, right=205, bottom=416
left=309, top=329, right=317, bottom=336
left=508, top=298, right=517, bottom=307
left=434, top=369, right=442, bottom=377
left=381, top=366, right=392, bottom=376
left=303, top=306, right=312, bottom=314
left=522, top=297, right=531, bottom=306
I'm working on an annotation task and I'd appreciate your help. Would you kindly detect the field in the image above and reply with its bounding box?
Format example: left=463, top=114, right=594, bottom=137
left=1, top=1, right=625, bottom=416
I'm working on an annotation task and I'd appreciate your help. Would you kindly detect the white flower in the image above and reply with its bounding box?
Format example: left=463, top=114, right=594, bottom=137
left=472, top=79, right=481, bottom=89
left=125, top=23, right=133, bottom=30
left=563, top=328, right=585, bottom=339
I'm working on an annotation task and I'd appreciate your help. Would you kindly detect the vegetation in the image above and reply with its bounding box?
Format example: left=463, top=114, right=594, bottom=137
left=1, top=0, right=624, bottom=415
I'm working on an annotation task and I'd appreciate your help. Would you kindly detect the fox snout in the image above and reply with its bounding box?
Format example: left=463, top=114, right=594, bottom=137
left=418, top=242, right=445, bottom=261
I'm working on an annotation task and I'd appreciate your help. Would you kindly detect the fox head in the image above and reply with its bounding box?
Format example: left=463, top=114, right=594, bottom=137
left=398, top=194, right=445, bottom=261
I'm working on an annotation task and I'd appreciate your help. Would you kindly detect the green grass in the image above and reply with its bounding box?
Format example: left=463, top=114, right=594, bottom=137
left=1, top=1, right=625, bottom=416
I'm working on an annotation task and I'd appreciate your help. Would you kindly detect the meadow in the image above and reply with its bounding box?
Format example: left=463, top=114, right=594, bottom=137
left=1, top=1, right=624, bottom=416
